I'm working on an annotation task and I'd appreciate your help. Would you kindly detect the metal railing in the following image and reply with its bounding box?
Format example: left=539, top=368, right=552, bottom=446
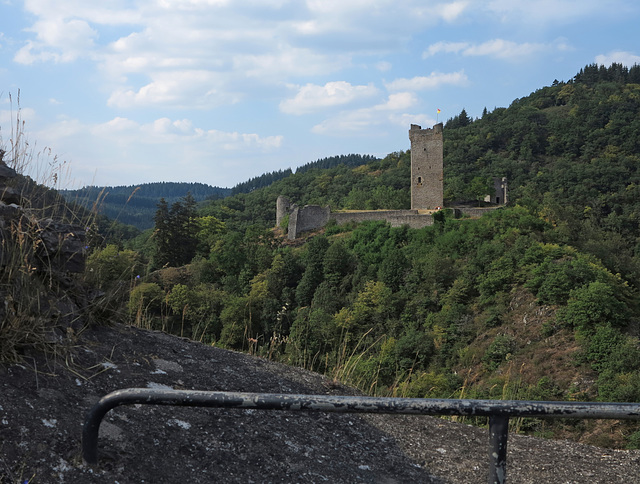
left=82, top=389, right=640, bottom=484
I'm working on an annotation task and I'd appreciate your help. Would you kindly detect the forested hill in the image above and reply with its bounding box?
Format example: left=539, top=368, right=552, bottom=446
left=200, top=62, right=640, bottom=285
left=85, top=63, right=640, bottom=448
left=62, top=154, right=378, bottom=230
left=62, top=182, right=231, bottom=230
left=230, top=154, right=378, bottom=195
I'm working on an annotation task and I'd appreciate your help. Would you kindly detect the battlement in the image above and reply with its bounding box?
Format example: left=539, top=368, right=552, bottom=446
left=409, top=123, right=443, bottom=138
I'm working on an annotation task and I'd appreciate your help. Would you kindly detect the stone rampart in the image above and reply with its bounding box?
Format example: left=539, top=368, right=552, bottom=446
left=286, top=206, right=434, bottom=239
left=454, top=206, right=501, bottom=218
left=331, top=210, right=433, bottom=229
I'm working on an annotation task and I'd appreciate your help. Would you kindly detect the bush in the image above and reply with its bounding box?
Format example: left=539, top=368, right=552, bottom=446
left=482, top=334, right=516, bottom=371
left=557, top=281, right=628, bottom=333
left=626, top=430, right=640, bottom=450
left=399, top=370, right=462, bottom=398
left=86, top=244, right=143, bottom=290
left=128, top=282, right=165, bottom=328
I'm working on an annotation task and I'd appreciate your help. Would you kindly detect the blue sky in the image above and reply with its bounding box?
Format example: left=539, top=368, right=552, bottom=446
left=1, top=0, right=639, bottom=189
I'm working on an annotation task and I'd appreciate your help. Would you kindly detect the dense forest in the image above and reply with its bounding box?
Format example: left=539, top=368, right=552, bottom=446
left=84, top=63, right=640, bottom=448
left=230, top=154, right=378, bottom=195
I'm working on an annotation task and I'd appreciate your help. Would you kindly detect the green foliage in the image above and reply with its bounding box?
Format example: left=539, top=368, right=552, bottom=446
left=128, top=282, right=165, bottom=320
left=399, top=370, right=462, bottom=398
left=557, top=281, right=629, bottom=333
left=287, top=307, right=340, bottom=372
left=62, top=182, right=229, bottom=230
left=196, top=215, right=225, bottom=254
left=86, top=244, right=142, bottom=290
left=482, top=334, right=516, bottom=371
left=295, top=236, right=329, bottom=306
left=153, top=193, right=200, bottom=268
left=626, top=431, right=640, bottom=450
left=166, top=284, right=193, bottom=315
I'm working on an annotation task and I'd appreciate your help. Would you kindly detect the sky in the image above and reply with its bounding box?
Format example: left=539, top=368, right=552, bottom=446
left=1, top=0, right=639, bottom=190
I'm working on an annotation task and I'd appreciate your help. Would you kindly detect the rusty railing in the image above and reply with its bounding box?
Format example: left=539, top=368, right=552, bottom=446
left=82, top=389, right=640, bottom=484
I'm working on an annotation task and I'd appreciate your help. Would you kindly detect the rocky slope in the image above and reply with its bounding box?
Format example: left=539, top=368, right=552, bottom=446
left=1, top=323, right=639, bottom=484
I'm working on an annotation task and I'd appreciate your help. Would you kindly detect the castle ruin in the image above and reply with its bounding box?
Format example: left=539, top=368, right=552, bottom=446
left=278, top=123, right=506, bottom=239
left=409, top=123, right=444, bottom=210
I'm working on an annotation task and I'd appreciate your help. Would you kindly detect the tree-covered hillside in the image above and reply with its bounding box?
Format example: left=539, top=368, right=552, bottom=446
left=86, top=64, right=640, bottom=448
left=62, top=182, right=231, bottom=230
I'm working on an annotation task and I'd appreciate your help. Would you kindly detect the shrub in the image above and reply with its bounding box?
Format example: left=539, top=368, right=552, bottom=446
left=399, top=370, right=462, bottom=398
left=482, top=334, right=516, bottom=371
left=128, top=283, right=164, bottom=318
left=86, top=244, right=142, bottom=290
left=557, top=281, right=628, bottom=333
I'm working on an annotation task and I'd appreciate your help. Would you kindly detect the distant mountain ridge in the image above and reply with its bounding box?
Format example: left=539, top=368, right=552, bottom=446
left=61, top=154, right=378, bottom=231
left=61, top=182, right=231, bottom=230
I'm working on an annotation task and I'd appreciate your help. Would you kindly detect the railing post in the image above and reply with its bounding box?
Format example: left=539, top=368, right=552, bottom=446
left=488, top=415, right=509, bottom=484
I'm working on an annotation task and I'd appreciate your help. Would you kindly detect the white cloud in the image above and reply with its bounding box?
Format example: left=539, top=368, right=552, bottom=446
left=107, top=70, right=239, bottom=109
left=595, top=51, right=640, bottom=67
left=14, top=17, right=97, bottom=64
left=280, top=81, right=378, bottom=115
left=385, top=71, right=469, bottom=91
left=11, top=0, right=477, bottom=110
left=80, top=116, right=283, bottom=151
left=422, top=41, right=470, bottom=58
left=233, top=47, right=350, bottom=80
left=375, top=92, right=416, bottom=111
left=305, top=0, right=469, bottom=25
left=436, top=1, right=469, bottom=22
left=311, top=92, right=419, bottom=136
left=375, top=61, right=392, bottom=72
left=0, top=107, right=37, bottom=125
left=484, top=0, right=631, bottom=24
left=423, top=39, right=554, bottom=60
left=388, top=112, right=434, bottom=128
left=28, top=114, right=284, bottom=187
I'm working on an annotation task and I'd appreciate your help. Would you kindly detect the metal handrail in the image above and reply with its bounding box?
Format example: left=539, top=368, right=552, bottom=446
left=82, top=389, right=640, bottom=484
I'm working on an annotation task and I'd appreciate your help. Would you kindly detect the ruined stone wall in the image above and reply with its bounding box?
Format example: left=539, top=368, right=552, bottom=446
left=286, top=208, right=435, bottom=238
left=484, top=177, right=508, bottom=205
left=331, top=210, right=433, bottom=229
left=455, top=206, right=502, bottom=218
left=288, top=204, right=331, bottom=240
left=409, top=123, right=443, bottom=210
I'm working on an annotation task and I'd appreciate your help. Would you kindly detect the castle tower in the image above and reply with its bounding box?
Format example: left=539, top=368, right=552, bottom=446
left=276, top=195, right=293, bottom=227
left=409, top=123, right=443, bottom=210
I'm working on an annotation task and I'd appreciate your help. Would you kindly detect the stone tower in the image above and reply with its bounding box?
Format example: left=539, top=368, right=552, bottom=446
left=409, top=123, right=443, bottom=210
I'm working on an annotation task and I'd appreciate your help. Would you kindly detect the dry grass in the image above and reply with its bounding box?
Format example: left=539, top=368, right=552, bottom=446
left=0, top=91, right=97, bottom=362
